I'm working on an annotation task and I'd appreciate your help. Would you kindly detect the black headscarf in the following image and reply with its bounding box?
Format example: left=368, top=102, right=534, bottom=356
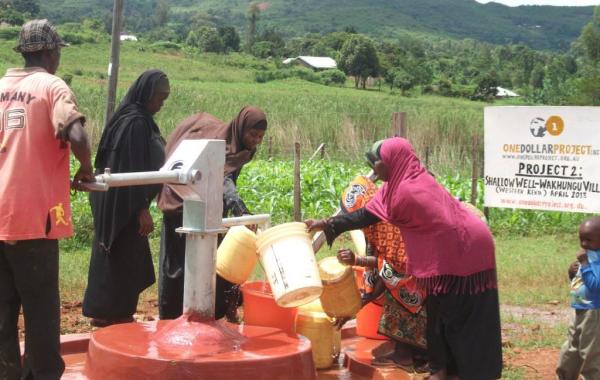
left=91, top=69, right=168, bottom=252
left=95, top=69, right=168, bottom=168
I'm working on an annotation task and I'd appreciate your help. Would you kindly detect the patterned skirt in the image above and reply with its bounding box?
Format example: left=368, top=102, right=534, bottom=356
left=377, top=291, right=427, bottom=349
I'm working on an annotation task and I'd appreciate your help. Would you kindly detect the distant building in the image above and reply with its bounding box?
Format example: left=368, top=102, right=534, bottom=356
left=282, top=56, right=337, bottom=71
left=495, top=86, right=519, bottom=98
left=120, top=34, right=138, bottom=42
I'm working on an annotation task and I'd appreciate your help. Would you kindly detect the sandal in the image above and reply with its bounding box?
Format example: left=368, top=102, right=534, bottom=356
left=371, top=356, right=416, bottom=372
left=371, top=356, right=399, bottom=367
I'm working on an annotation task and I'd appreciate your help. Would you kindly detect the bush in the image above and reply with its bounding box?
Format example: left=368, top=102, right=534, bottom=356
left=150, top=41, right=183, bottom=52
left=57, top=22, right=106, bottom=45
left=0, top=9, right=24, bottom=26
left=0, top=26, right=20, bottom=40
left=255, top=70, right=275, bottom=83
left=254, top=69, right=291, bottom=83
left=254, top=67, right=332, bottom=84
left=251, top=41, right=275, bottom=59
left=291, top=67, right=319, bottom=82
left=318, top=69, right=346, bottom=86
left=222, top=53, right=269, bottom=70
left=60, top=32, right=92, bottom=45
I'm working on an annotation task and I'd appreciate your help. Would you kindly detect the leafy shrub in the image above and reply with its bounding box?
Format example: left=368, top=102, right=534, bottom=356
left=0, top=9, right=24, bottom=26
left=0, top=26, right=20, bottom=40
left=254, top=66, right=341, bottom=85
left=291, top=66, right=319, bottom=82
left=150, top=41, right=183, bottom=52
left=319, top=69, right=346, bottom=85
left=222, top=53, right=269, bottom=70
left=251, top=41, right=275, bottom=59
left=57, top=22, right=106, bottom=45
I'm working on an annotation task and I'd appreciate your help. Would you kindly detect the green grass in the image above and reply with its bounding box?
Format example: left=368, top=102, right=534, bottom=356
left=496, top=234, right=577, bottom=306
left=0, top=39, right=491, bottom=175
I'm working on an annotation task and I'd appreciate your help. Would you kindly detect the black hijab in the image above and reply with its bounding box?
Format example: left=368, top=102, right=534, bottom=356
left=95, top=69, right=168, bottom=169
left=91, top=69, right=169, bottom=252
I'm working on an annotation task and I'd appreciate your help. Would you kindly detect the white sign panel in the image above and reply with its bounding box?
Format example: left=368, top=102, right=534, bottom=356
left=484, top=106, right=600, bottom=213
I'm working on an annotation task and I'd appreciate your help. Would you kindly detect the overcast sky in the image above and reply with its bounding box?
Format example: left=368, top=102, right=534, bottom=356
left=476, top=0, right=598, bottom=6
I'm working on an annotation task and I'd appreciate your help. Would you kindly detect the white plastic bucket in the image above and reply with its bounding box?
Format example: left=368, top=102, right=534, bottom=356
left=256, top=222, right=322, bottom=307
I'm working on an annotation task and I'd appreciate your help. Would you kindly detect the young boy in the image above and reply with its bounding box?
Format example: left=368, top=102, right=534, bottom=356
left=556, top=216, right=600, bottom=380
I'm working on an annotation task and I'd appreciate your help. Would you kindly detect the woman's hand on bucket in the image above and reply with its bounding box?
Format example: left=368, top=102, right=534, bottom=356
left=304, top=218, right=329, bottom=232
left=337, top=248, right=356, bottom=266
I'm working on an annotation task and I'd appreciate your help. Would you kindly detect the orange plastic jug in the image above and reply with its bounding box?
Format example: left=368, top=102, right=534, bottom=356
left=241, top=281, right=298, bottom=334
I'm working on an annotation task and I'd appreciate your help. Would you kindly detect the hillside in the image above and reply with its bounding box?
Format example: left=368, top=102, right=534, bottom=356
left=40, top=0, right=594, bottom=51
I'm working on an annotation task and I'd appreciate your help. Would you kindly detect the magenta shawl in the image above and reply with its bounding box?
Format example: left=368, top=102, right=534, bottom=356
left=365, top=138, right=496, bottom=294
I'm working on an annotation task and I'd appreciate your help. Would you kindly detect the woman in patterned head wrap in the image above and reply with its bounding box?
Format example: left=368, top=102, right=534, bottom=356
left=338, top=175, right=428, bottom=371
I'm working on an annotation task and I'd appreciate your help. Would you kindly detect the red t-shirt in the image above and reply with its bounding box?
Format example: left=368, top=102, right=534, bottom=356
left=0, top=67, right=84, bottom=240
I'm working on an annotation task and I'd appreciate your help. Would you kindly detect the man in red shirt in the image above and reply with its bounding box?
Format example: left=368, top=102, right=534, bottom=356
left=0, top=19, right=93, bottom=380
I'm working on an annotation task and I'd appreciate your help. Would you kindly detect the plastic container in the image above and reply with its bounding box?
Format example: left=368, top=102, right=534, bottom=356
left=295, top=311, right=336, bottom=369
left=318, top=257, right=361, bottom=318
left=216, top=226, right=258, bottom=284
left=349, top=229, right=366, bottom=256
left=356, top=301, right=388, bottom=340
left=256, top=222, right=322, bottom=308
left=241, top=281, right=298, bottom=334
left=297, top=299, right=341, bottom=361
left=298, top=298, right=325, bottom=314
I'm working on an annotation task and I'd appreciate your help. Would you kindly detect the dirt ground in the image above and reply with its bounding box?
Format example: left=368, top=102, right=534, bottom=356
left=17, top=301, right=567, bottom=379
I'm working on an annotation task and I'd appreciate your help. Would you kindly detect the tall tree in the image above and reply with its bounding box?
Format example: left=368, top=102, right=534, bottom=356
left=197, top=26, right=224, bottom=53
left=218, top=26, right=240, bottom=52
left=246, top=2, right=260, bottom=52
left=154, top=0, right=170, bottom=27
left=338, top=34, right=379, bottom=89
left=582, top=30, right=600, bottom=62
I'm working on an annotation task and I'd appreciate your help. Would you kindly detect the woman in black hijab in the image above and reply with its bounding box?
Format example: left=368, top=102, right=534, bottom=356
left=83, top=70, right=170, bottom=327
left=157, top=106, right=267, bottom=321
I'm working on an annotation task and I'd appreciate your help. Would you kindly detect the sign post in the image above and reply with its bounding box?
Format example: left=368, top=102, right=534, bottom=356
left=484, top=106, right=600, bottom=213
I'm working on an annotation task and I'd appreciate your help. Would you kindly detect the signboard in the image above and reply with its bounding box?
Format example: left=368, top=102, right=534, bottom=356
left=484, top=106, right=600, bottom=213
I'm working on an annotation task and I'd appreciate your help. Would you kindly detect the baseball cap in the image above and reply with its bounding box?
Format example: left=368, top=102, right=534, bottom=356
left=14, top=19, right=68, bottom=53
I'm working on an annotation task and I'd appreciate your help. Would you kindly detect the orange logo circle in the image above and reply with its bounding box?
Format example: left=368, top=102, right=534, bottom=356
left=545, top=115, right=564, bottom=136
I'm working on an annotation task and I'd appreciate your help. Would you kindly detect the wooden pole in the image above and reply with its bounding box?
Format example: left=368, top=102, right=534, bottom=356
left=481, top=141, right=490, bottom=220
left=470, top=134, right=478, bottom=205
left=392, top=112, right=407, bottom=138
left=309, top=143, right=325, bottom=161
left=293, top=142, right=301, bottom=222
left=104, top=0, right=124, bottom=126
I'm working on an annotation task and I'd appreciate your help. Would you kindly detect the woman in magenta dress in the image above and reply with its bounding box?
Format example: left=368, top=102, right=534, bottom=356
left=307, top=137, right=502, bottom=380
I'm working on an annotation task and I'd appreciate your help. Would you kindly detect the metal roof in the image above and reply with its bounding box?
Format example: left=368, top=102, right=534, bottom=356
left=283, top=56, right=337, bottom=69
